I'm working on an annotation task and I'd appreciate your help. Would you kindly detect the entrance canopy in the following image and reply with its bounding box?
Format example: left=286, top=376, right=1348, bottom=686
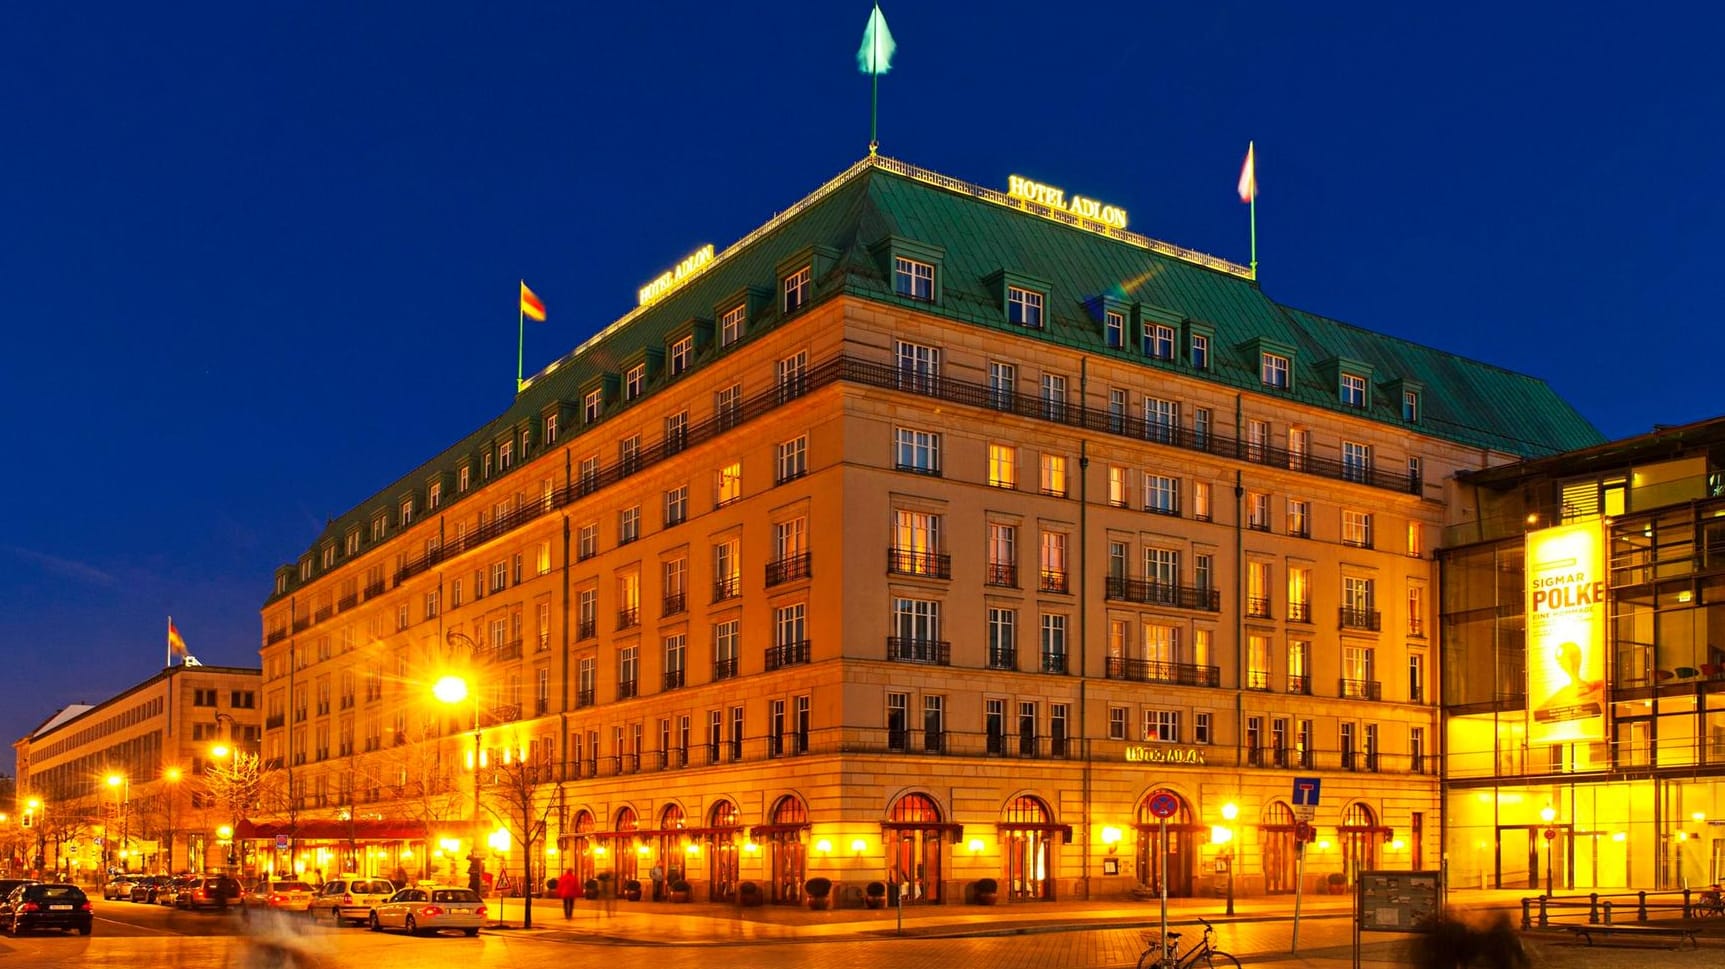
left=234, top=819, right=427, bottom=841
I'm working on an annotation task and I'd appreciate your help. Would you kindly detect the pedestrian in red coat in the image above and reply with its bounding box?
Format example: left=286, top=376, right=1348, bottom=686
left=557, top=869, right=579, bottom=919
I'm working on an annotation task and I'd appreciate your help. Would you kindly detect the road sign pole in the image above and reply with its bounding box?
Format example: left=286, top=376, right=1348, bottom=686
left=1292, top=842, right=1306, bottom=953
left=1160, top=817, right=1169, bottom=960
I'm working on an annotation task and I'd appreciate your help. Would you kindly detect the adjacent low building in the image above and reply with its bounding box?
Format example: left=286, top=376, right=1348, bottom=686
left=254, top=154, right=1602, bottom=903
left=12, top=662, right=262, bottom=879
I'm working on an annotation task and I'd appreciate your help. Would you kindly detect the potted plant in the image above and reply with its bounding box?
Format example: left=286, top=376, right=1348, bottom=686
left=805, top=876, right=833, bottom=911
left=623, top=878, right=643, bottom=902
left=864, top=881, right=887, bottom=909
left=668, top=879, right=691, bottom=903
left=738, top=881, right=763, bottom=907
left=1327, top=872, right=1347, bottom=895
left=974, top=877, right=999, bottom=905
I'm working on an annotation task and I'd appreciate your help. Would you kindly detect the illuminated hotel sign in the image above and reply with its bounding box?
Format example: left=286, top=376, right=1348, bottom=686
left=1124, top=744, right=1207, bottom=765
left=637, top=244, right=715, bottom=307
left=1526, top=521, right=1607, bottom=744
left=1007, top=175, right=1128, bottom=229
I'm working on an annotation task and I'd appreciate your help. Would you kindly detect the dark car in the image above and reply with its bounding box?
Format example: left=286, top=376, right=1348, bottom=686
left=176, top=875, right=243, bottom=911
left=130, top=875, right=171, bottom=903
left=159, top=873, right=200, bottom=906
left=0, top=880, right=37, bottom=903
left=3, top=883, right=92, bottom=936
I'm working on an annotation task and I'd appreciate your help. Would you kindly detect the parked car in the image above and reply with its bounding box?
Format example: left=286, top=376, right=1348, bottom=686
left=176, top=875, right=243, bottom=911
left=2, top=883, right=93, bottom=936
left=102, top=874, right=138, bottom=900
left=130, top=875, right=172, bottom=903
left=316, top=876, right=395, bottom=926
left=158, top=873, right=200, bottom=907
left=368, top=886, right=484, bottom=937
left=244, top=879, right=315, bottom=912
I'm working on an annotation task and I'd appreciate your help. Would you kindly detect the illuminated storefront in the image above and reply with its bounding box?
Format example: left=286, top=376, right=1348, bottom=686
left=1441, top=419, right=1725, bottom=891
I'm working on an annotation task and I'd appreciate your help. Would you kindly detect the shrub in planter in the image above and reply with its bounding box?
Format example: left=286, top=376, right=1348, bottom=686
left=738, top=881, right=764, bottom=907
left=623, top=878, right=643, bottom=901
left=805, top=876, right=833, bottom=911
left=669, top=879, right=691, bottom=903
left=865, top=881, right=887, bottom=909
left=974, top=877, right=999, bottom=905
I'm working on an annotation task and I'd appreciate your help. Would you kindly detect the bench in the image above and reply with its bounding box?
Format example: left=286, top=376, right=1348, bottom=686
left=1562, top=924, right=1699, bottom=948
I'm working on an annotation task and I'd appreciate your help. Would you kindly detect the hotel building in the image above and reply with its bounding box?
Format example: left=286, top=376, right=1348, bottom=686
left=1441, top=417, right=1725, bottom=892
left=255, top=155, right=1600, bottom=902
left=12, top=663, right=262, bottom=878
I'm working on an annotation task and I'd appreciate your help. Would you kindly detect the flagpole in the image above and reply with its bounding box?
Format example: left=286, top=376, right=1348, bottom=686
left=516, top=282, right=526, bottom=393
left=1248, top=141, right=1258, bottom=281
left=870, top=64, right=879, bottom=155
left=166, top=616, right=173, bottom=669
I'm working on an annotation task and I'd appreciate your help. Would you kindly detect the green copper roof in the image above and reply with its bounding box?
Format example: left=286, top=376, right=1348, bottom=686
left=273, top=156, right=1603, bottom=591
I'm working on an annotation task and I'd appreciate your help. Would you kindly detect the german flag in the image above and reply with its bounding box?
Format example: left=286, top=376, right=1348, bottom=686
left=168, top=618, right=187, bottom=656
left=520, top=281, right=547, bottom=322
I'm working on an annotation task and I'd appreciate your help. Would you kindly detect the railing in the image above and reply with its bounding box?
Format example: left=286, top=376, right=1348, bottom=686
left=1287, top=602, right=1312, bottom=623
left=1246, top=597, right=1273, bottom=619
left=576, top=618, right=596, bottom=640
left=1409, top=617, right=1426, bottom=638
left=765, top=552, right=812, bottom=586
left=661, top=592, right=686, bottom=617
left=663, top=669, right=685, bottom=691
left=265, top=714, right=285, bottom=729
left=1039, top=569, right=1069, bottom=594
left=712, top=656, right=738, bottom=681
left=765, top=640, right=811, bottom=671
left=712, top=575, right=742, bottom=602
left=1286, top=674, right=1311, bottom=695
left=985, top=562, right=1018, bottom=587
left=363, top=582, right=384, bottom=598
left=1105, top=656, right=1220, bottom=687
left=1340, top=678, right=1382, bottom=701
left=617, top=680, right=638, bottom=701
left=1104, top=577, right=1221, bottom=611
left=575, top=688, right=594, bottom=709
left=988, top=647, right=1017, bottom=670
left=887, top=547, right=950, bottom=578
left=616, top=607, right=640, bottom=631
left=363, top=355, right=1415, bottom=597
left=1040, top=651, right=1068, bottom=675
left=1340, top=607, right=1382, bottom=631
left=337, top=595, right=357, bottom=611
left=888, top=637, right=950, bottom=666
left=1246, top=670, right=1272, bottom=691
left=494, top=640, right=523, bottom=662
left=266, top=629, right=287, bottom=644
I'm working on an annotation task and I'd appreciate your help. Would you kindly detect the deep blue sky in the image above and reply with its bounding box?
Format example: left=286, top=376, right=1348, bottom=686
left=3, top=3, right=1719, bottom=774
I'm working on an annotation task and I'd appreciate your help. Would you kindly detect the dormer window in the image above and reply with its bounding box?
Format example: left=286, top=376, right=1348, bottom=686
left=544, top=413, right=559, bottom=444
left=1104, top=310, right=1125, bottom=348
left=457, top=466, right=470, bottom=493
left=669, top=336, right=693, bottom=376
left=1143, top=323, right=1175, bottom=361
left=1007, top=286, right=1043, bottom=328
left=1402, top=389, right=1420, bottom=423
left=370, top=515, right=387, bottom=542
left=624, top=364, right=645, bottom=401
left=1191, top=333, right=1210, bottom=370
left=719, top=304, right=745, bottom=347
left=584, top=389, right=603, bottom=423
left=321, top=545, right=335, bottom=568
left=400, top=498, right=414, bottom=525
left=483, top=452, right=494, bottom=479
left=782, top=265, right=811, bottom=313
left=1341, top=373, right=1367, bottom=408
left=894, top=257, right=934, bottom=301
left=498, top=441, right=514, bottom=470
left=345, top=531, right=360, bottom=555
left=429, top=481, right=443, bottom=509
left=1261, top=352, right=1290, bottom=389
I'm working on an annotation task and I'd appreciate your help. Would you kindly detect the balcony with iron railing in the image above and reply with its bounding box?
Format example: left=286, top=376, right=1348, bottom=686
left=1246, top=597, right=1273, bottom=619
left=766, top=552, right=812, bottom=586
left=1040, top=651, right=1068, bottom=675
left=663, top=669, right=686, bottom=691
left=887, top=547, right=950, bottom=579
left=616, top=606, right=640, bottom=631
left=577, top=618, right=597, bottom=640
left=1408, top=616, right=1427, bottom=639
left=1287, top=601, right=1312, bottom=623
left=1105, top=656, right=1220, bottom=687
left=661, top=592, right=686, bottom=617
left=985, top=562, right=1018, bottom=588
left=765, top=640, right=811, bottom=671
left=1339, top=678, right=1382, bottom=701
left=712, top=656, right=738, bottom=681
left=1286, top=674, right=1311, bottom=695
left=712, top=575, right=742, bottom=602
left=1104, top=576, right=1221, bottom=612
left=617, top=679, right=638, bottom=701
left=888, top=637, right=951, bottom=666
left=1340, top=607, right=1382, bottom=631
left=1039, top=569, right=1069, bottom=594
left=988, top=647, right=1017, bottom=671
left=576, top=688, right=595, bottom=709
left=494, top=639, right=523, bottom=662
left=1246, top=669, right=1272, bottom=691
left=265, top=714, right=285, bottom=730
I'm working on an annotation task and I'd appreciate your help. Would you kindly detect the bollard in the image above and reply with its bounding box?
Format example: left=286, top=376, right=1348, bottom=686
left=1589, top=892, right=1599, bottom=923
left=1603, top=900, right=1613, bottom=924
left=1538, top=895, right=1549, bottom=928
left=1683, top=888, right=1693, bottom=919
left=1638, top=890, right=1647, bottom=922
left=1521, top=897, right=1532, bottom=931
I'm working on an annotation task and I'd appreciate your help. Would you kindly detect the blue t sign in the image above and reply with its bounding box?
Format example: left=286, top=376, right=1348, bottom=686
left=1293, top=777, right=1322, bottom=807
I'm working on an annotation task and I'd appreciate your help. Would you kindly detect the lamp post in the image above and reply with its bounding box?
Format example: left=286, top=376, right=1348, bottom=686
left=24, top=797, right=44, bottom=876
left=163, top=766, right=182, bottom=874
left=1540, top=805, right=1557, bottom=895
left=437, top=630, right=486, bottom=894
left=1212, top=802, right=1239, bottom=916
left=212, top=740, right=242, bottom=869
left=105, top=773, right=130, bottom=874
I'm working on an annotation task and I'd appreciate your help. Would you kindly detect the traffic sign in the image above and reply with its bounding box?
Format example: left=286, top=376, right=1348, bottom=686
left=1292, top=777, right=1322, bottom=807
left=1147, top=790, right=1180, bottom=819
left=275, top=834, right=290, bottom=850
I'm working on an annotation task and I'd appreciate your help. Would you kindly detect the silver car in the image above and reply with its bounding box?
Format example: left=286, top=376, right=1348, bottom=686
left=368, top=886, right=484, bottom=936
left=315, top=876, right=395, bottom=926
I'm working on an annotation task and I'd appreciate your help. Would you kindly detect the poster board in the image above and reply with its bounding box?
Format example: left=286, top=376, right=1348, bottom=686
left=1357, top=870, right=1442, bottom=932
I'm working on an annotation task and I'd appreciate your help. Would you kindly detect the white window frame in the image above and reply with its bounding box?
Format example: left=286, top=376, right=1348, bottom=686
left=1261, top=352, right=1290, bottom=389
left=1007, top=286, right=1044, bottom=328
left=782, top=265, right=811, bottom=313
left=893, top=256, right=934, bottom=300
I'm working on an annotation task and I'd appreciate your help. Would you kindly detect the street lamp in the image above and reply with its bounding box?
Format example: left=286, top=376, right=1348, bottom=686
left=211, top=740, right=243, bottom=869
left=24, top=796, right=44, bottom=876
left=106, top=773, right=130, bottom=874
left=1540, top=805, right=1557, bottom=895
left=435, top=639, right=484, bottom=894
left=163, top=766, right=182, bottom=874
left=1212, top=802, right=1239, bottom=916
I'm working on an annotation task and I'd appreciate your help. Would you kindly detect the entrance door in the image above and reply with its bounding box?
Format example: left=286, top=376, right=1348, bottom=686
left=1134, top=789, right=1197, bottom=897
left=886, top=793, right=946, bottom=903
left=1495, top=825, right=1542, bottom=890
left=1261, top=802, right=1297, bottom=894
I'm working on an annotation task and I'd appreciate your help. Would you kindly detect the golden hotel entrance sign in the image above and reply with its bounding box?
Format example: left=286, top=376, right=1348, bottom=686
left=1526, top=521, right=1607, bottom=744
left=1124, top=744, right=1207, bottom=765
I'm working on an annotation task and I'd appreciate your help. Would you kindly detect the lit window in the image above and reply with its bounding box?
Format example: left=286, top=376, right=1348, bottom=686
left=988, top=444, right=1016, bottom=489
left=1039, top=453, right=1067, bottom=497
left=1407, top=520, right=1424, bottom=557
left=719, top=304, right=745, bottom=347
left=716, top=462, right=743, bottom=506
left=1261, top=352, right=1290, bottom=389
left=1343, top=510, right=1374, bottom=548
left=893, top=257, right=934, bottom=301
left=1007, top=286, right=1043, bottom=328
left=1341, top=373, right=1367, bottom=408
left=782, top=265, right=811, bottom=313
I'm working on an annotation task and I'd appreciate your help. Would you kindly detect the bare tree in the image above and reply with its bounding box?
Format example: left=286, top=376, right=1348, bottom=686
left=480, top=743, right=556, bottom=928
left=354, top=721, right=466, bottom=881
left=201, top=751, right=270, bottom=869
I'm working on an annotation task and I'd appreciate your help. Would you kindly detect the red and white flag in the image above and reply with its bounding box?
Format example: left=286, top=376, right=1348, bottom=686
left=1237, top=142, right=1257, bottom=203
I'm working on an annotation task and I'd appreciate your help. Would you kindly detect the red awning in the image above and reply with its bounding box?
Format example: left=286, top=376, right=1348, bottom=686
left=880, top=821, right=965, bottom=839
left=235, top=819, right=428, bottom=842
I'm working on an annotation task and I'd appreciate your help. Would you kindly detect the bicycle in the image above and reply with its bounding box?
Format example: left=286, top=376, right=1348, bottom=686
left=1136, top=917, right=1242, bottom=969
left=1695, top=887, right=1725, bottom=918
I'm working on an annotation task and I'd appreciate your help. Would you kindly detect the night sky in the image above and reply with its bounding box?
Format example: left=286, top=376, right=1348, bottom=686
left=4, top=3, right=1719, bottom=775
